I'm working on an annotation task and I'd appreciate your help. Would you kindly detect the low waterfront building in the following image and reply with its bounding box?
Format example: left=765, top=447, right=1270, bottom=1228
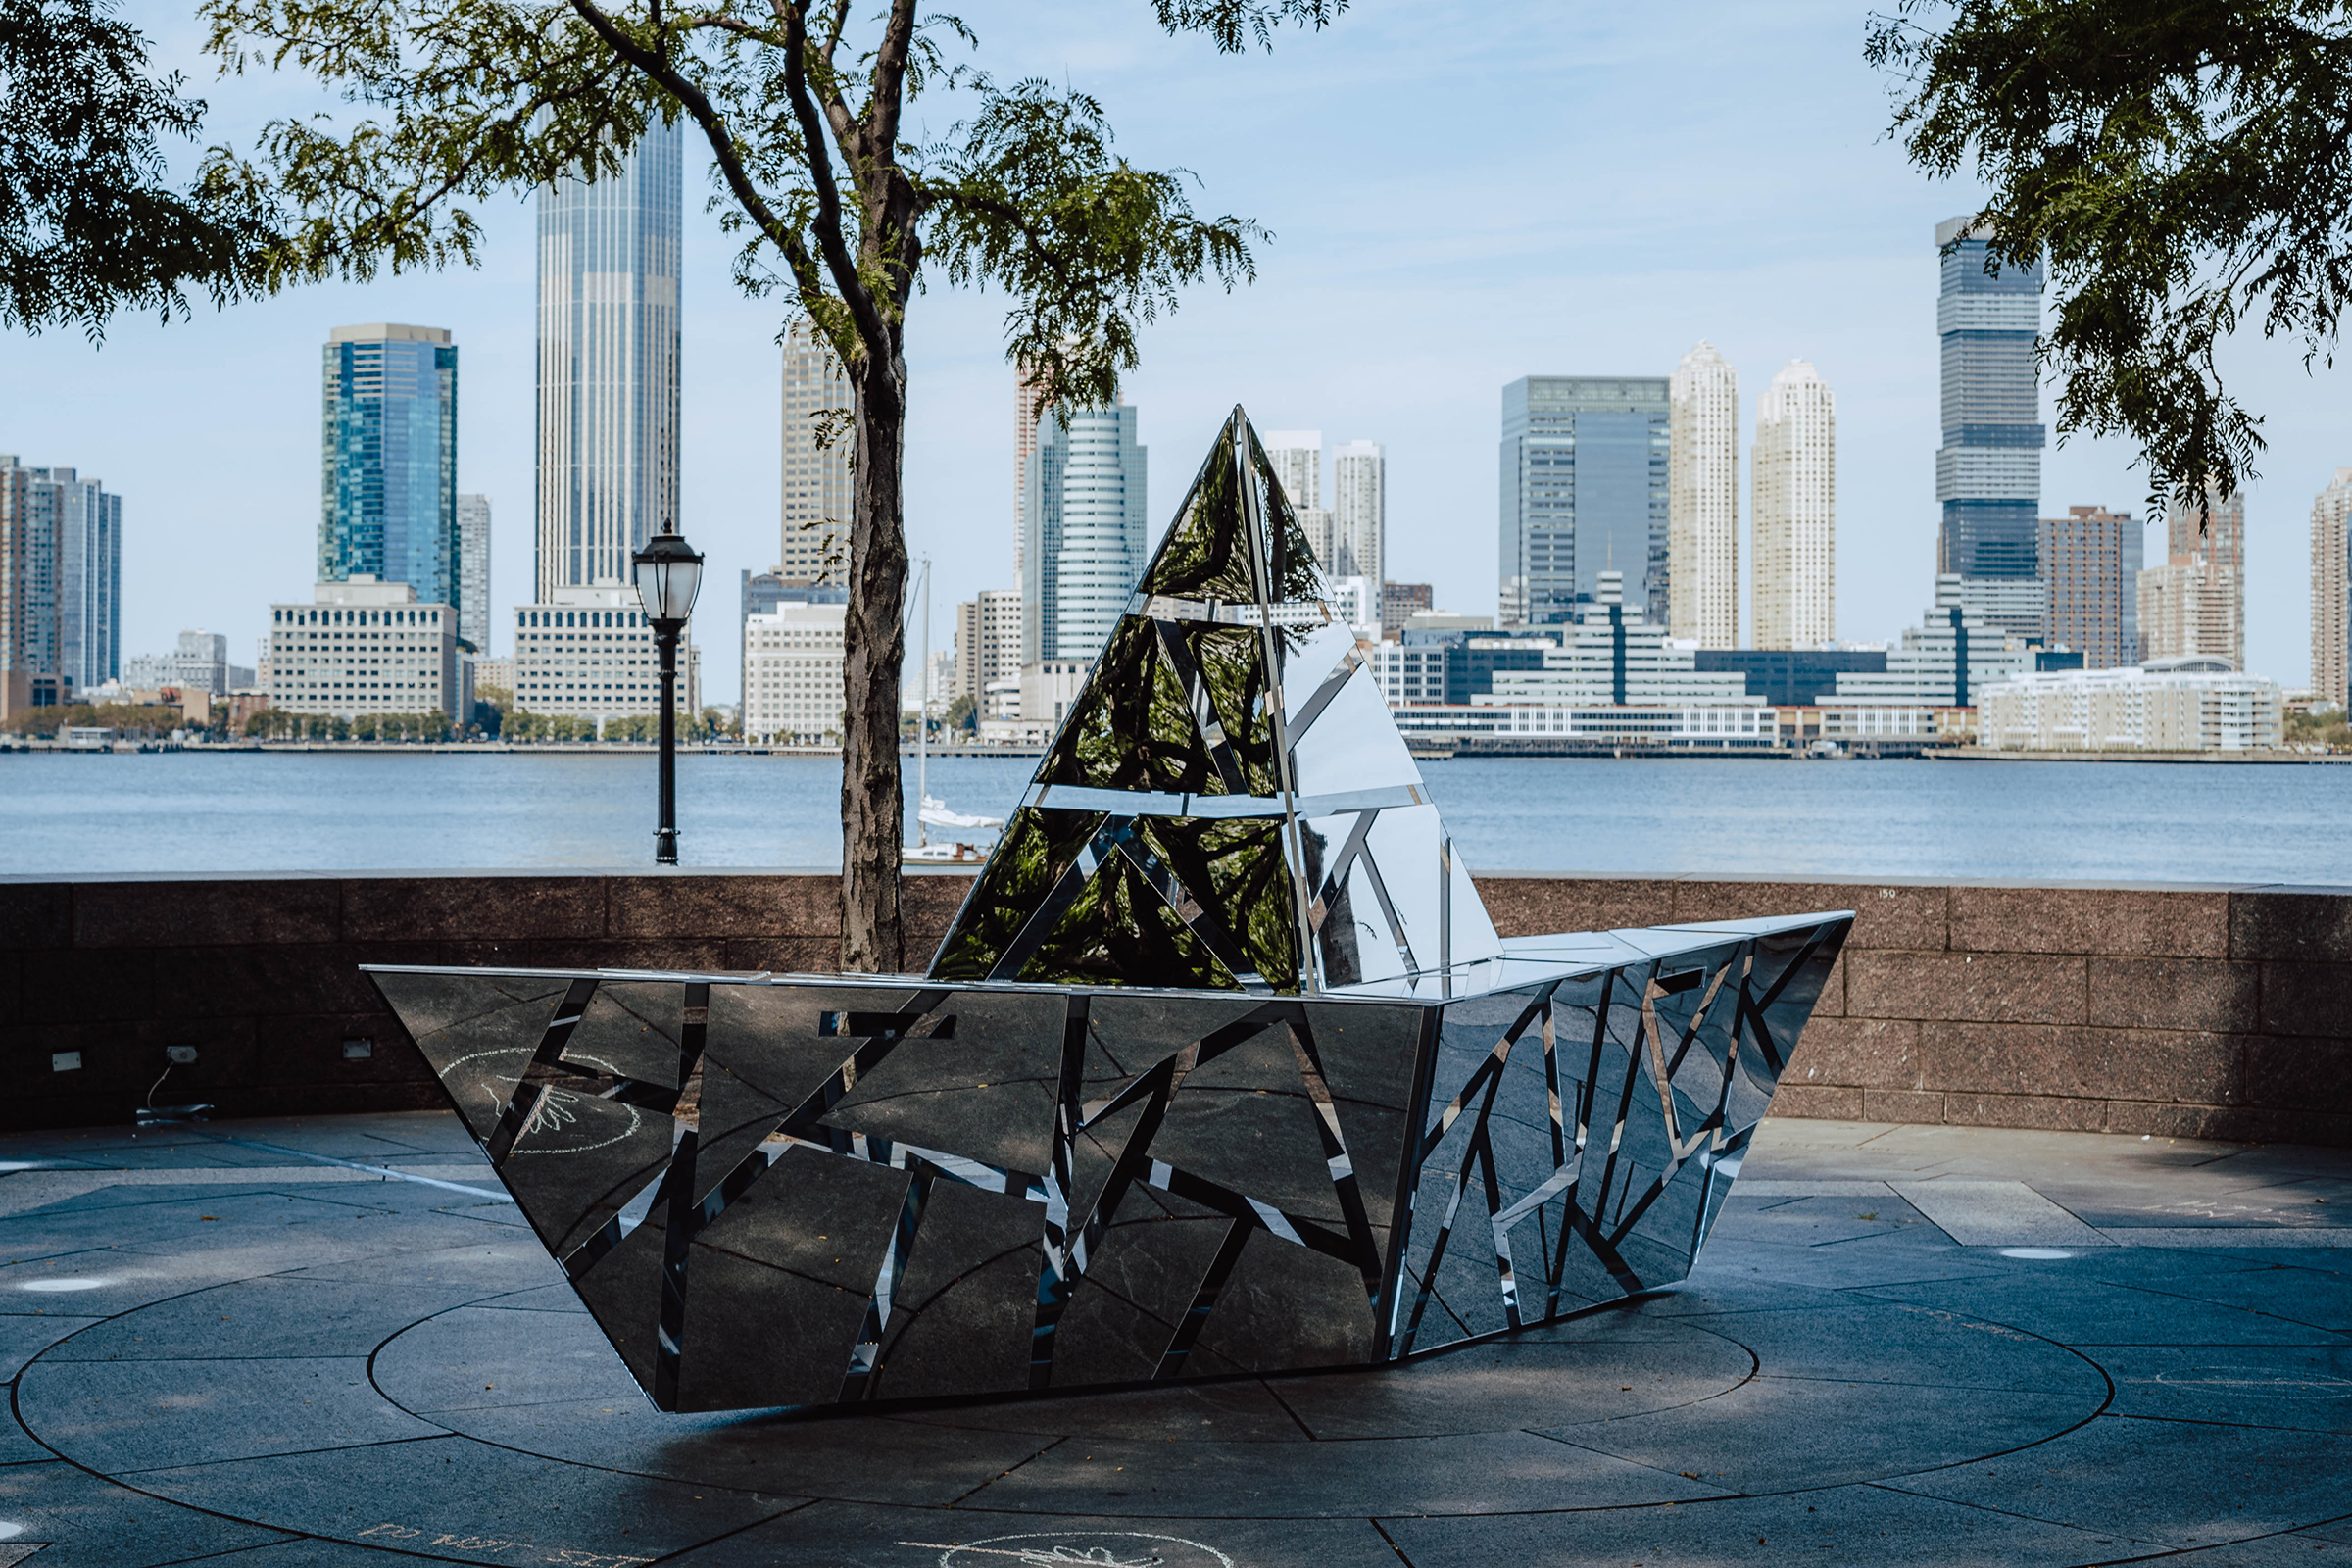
left=1977, top=657, right=2283, bottom=752
left=512, top=585, right=700, bottom=725
left=1693, top=648, right=1888, bottom=707
left=1020, top=660, right=1088, bottom=726
left=1827, top=576, right=2034, bottom=707
left=1477, top=572, right=1750, bottom=708
left=1380, top=581, right=1432, bottom=635
left=1493, top=703, right=1779, bottom=746
left=471, top=656, right=514, bottom=696
left=265, top=577, right=461, bottom=718
left=125, top=630, right=239, bottom=695
left=741, top=600, right=843, bottom=743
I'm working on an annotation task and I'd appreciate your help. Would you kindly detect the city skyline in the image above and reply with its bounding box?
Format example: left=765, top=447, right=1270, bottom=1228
left=13, top=0, right=2351, bottom=700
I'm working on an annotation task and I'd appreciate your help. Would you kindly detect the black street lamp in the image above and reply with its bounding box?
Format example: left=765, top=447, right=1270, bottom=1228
left=632, top=527, right=704, bottom=864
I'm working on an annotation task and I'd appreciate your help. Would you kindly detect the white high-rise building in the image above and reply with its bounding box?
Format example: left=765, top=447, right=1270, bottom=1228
left=535, top=122, right=683, bottom=601
left=1331, top=439, right=1385, bottom=588
left=743, top=600, right=846, bottom=743
left=781, top=318, right=854, bottom=584
left=1751, top=360, right=1837, bottom=650
left=1021, top=405, right=1148, bottom=664
left=2314, top=470, right=2352, bottom=710
left=956, top=589, right=1023, bottom=705
left=1668, top=342, right=1739, bottom=648
left=456, top=493, right=491, bottom=653
left=1263, top=430, right=1321, bottom=510
left=1014, top=363, right=1045, bottom=584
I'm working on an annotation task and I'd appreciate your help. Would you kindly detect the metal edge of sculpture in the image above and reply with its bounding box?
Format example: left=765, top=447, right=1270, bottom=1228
left=367, top=408, right=1853, bottom=1413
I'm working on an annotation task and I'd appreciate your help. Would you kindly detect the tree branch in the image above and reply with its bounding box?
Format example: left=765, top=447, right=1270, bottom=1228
left=776, top=0, right=889, bottom=353
left=563, top=0, right=830, bottom=310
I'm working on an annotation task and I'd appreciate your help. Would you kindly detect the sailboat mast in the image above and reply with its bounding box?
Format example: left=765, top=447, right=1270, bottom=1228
left=916, top=557, right=930, bottom=848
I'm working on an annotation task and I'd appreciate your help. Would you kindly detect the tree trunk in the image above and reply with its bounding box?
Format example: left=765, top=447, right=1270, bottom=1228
left=839, top=342, right=908, bottom=974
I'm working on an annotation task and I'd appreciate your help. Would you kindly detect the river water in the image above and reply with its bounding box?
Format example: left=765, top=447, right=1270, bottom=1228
left=2, top=750, right=2342, bottom=885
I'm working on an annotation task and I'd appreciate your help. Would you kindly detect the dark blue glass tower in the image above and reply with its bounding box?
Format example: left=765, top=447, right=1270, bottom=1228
left=320, top=323, right=459, bottom=608
left=1498, top=377, right=1671, bottom=626
left=1935, top=218, right=2044, bottom=582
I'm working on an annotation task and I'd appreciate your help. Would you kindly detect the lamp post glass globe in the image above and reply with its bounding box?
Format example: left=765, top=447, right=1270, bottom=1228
left=631, top=529, right=703, bottom=865
left=633, top=530, right=704, bottom=628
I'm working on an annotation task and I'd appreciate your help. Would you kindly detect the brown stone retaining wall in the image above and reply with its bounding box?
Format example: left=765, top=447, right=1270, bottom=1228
left=4, top=871, right=2347, bottom=1145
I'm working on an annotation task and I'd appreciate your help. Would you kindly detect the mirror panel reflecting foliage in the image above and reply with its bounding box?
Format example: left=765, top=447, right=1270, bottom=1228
left=933, top=404, right=1498, bottom=996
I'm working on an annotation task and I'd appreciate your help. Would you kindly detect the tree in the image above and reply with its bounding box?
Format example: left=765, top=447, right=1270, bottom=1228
left=199, top=0, right=1338, bottom=970
left=0, top=0, right=275, bottom=335
left=1870, top=0, right=2352, bottom=512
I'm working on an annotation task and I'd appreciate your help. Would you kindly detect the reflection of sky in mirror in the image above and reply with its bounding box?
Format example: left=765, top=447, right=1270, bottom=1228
left=11, top=753, right=2352, bottom=885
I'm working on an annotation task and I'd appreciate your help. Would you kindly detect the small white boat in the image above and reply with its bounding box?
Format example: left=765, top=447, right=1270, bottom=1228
left=902, top=560, right=1004, bottom=868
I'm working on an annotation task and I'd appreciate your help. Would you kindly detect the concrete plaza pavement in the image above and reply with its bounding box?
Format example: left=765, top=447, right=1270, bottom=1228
left=0, top=1112, right=2346, bottom=1567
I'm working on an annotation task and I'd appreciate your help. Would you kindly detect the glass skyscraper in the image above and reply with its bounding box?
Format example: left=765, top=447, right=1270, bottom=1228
left=320, top=323, right=459, bottom=610
left=536, top=122, right=683, bottom=599
left=1935, top=216, right=2045, bottom=584
left=1021, top=405, right=1148, bottom=664
left=1498, top=376, right=1670, bottom=626
left=1, top=455, right=120, bottom=700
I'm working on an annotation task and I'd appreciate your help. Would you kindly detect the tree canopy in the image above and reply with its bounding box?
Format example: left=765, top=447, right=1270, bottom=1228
left=0, top=0, right=273, bottom=336
left=1871, top=0, right=2352, bottom=510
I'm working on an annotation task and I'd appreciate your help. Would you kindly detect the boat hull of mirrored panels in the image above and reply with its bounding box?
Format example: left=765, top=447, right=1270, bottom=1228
left=367, top=909, right=1850, bottom=1412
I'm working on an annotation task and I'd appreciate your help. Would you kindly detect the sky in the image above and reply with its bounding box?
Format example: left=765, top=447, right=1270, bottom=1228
left=8, top=0, right=2351, bottom=702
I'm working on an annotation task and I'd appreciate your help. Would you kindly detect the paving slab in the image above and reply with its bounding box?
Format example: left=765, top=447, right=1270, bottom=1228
left=1, top=1110, right=2348, bottom=1566
left=1860, top=1271, right=2352, bottom=1347
left=1384, top=1481, right=2164, bottom=1568
left=1889, top=1179, right=2118, bottom=1247
left=1887, top=1413, right=2352, bottom=1548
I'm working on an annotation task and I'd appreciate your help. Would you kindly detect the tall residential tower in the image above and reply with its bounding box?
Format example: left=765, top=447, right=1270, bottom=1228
left=780, top=318, right=854, bottom=583
left=1499, top=376, right=1670, bottom=626
left=321, top=323, right=459, bottom=608
left=2040, top=505, right=2140, bottom=668
left=1935, top=217, right=2045, bottom=605
left=1750, top=361, right=1837, bottom=650
left=2138, top=483, right=2245, bottom=668
left=455, top=493, right=491, bottom=653
left=2315, top=471, right=2352, bottom=709
left=0, top=456, right=120, bottom=711
left=1668, top=342, right=1739, bottom=647
left=1021, top=405, right=1148, bottom=664
left=1263, top=430, right=1337, bottom=572
left=1331, top=439, right=1386, bottom=589
left=536, top=123, right=683, bottom=599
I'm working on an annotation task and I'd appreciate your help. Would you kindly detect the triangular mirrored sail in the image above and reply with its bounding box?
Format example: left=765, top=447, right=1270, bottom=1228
left=931, top=405, right=1502, bottom=994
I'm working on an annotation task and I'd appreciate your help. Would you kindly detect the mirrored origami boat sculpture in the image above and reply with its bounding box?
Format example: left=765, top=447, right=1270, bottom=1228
left=368, top=408, right=1852, bottom=1412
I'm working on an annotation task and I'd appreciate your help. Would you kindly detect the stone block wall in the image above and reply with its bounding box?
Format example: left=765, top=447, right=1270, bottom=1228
left=3, top=871, right=2346, bottom=1145
left=0, top=871, right=973, bottom=1133
left=1482, top=875, right=2352, bottom=1147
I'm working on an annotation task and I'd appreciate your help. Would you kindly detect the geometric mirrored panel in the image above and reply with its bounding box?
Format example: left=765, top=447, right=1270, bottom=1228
left=929, top=405, right=1504, bottom=995
left=368, top=906, right=1849, bottom=1412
